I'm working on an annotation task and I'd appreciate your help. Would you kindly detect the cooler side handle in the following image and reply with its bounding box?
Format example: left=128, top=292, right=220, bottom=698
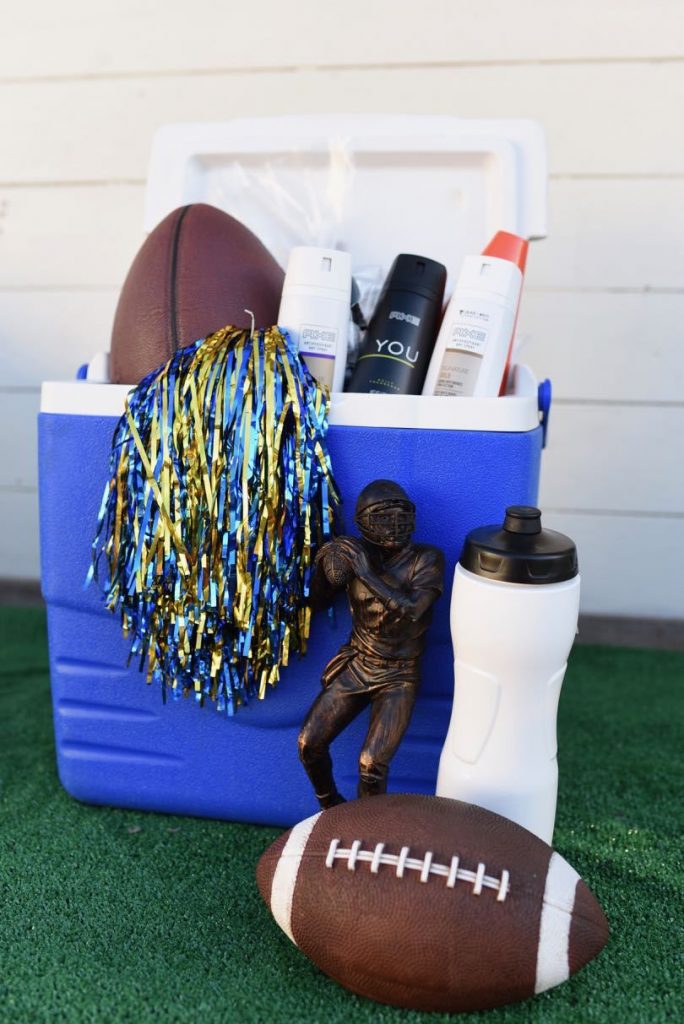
left=538, top=379, right=552, bottom=449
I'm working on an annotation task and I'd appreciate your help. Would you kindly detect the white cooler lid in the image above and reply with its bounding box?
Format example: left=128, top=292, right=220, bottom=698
left=144, top=115, right=547, bottom=287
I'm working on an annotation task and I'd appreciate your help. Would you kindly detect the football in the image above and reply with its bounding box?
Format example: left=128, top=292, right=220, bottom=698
left=256, top=794, right=608, bottom=1013
left=319, top=541, right=355, bottom=589
left=110, top=203, right=284, bottom=384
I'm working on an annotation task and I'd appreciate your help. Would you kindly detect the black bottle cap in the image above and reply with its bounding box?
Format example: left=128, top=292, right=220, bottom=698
left=384, top=254, right=447, bottom=303
left=460, top=506, right=578, bottom=585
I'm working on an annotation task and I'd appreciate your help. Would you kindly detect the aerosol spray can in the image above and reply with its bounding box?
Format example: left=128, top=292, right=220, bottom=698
left=278, top=247, right=352, bottom=392
left=436, top=507, right=580, bottom=844
left=347, top=254, right=446, bottom=395
left=422, top=232, right=527, bottom=398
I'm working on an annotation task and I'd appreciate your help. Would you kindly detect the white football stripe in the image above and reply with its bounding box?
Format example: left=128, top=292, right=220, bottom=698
left=270, top=812, right=322, bottom=945
left=535, top=852, right=580, bottom=994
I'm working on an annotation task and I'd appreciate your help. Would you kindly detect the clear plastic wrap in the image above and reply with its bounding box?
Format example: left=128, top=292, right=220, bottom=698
left=209, top=137, right=384, bottom=367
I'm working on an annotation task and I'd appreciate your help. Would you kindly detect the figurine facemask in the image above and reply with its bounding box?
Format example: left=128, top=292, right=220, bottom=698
left=355, top=480, right=416, bottom=549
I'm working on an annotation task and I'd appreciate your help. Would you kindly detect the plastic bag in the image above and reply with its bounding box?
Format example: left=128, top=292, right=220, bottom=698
left=209, top=137, right=384, bottom=367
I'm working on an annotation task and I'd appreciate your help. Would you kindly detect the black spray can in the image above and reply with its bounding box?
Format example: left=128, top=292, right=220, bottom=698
left=347, top=254, right=447, bottom=395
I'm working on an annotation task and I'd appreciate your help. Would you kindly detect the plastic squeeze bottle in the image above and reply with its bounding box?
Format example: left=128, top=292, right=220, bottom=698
left=422, top=231, right=528, bottom=398
left=347, top=254, right=446, bottom=394
left=436, top=507, right=580, bottom=844
left=278, top=247, right=352, bottom=392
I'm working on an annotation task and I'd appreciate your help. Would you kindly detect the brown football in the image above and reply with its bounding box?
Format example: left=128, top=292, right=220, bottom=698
left=256, top=794, right=608, bottom=1013
left=110, top=203, right=284, bottom=384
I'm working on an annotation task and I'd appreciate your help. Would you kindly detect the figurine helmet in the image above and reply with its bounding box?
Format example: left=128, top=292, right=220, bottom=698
left=355, top=480, right=416, bottom=549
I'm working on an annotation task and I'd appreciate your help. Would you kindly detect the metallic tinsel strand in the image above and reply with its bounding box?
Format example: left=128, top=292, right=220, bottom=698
left=89, top=325, right=340, bottom=713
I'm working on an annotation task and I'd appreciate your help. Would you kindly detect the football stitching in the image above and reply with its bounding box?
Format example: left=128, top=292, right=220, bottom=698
left=325, top=839, right=510, bottom=902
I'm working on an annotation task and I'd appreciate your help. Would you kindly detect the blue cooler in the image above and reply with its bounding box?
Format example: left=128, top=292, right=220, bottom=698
left=39, top=372, right=548, bottom=826
left=38, top=114, right=550, bottom=826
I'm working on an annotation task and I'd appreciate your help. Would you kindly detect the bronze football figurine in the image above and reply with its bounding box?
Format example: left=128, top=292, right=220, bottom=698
left=299, top=479, right=444, bottom=808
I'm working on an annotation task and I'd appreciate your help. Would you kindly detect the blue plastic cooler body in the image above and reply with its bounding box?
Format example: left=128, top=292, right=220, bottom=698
left=39, top=409, right=542, bottom=826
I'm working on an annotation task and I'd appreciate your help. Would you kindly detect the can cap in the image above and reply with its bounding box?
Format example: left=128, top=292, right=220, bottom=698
left=482, top=230, right=529, bottom=274
left=455, top=254, right=522, bottom=302
left=384, top=254, right=447, bottom=302
left=283, top=246, right=352, bottom=296
left=460, top=506, right=578, bottom=584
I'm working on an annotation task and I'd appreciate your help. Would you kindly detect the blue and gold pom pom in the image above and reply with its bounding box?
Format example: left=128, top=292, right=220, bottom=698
left=89, top=325, right=339, bottom=713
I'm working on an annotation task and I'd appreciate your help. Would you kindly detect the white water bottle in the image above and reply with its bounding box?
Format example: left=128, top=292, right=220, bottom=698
left=278, top=247, right=352, bottom=392
left=422, top=254, right=523, bottom=397
left=436, top=507, right=580, bottom=844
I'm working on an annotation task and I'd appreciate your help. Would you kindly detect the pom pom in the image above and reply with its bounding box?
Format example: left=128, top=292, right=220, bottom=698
left=89, top=325, right=340, bottom=712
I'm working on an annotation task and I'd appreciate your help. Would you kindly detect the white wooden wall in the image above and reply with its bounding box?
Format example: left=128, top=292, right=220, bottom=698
left=1, top=0, right=682, bottom=618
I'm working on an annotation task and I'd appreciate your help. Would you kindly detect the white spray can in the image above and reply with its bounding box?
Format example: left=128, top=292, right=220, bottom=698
left=422, top=254, right=523, bottom=398
left=278, top=247, right=352, bottom=392
left=436, top=506, right=580, bottom=844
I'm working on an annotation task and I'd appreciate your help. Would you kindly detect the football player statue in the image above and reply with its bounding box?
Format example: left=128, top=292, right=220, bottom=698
left=299, top=479, right=445, bottom=809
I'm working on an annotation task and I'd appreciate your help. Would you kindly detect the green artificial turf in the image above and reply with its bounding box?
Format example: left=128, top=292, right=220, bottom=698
left=0, top=608, right=682, bottom=1024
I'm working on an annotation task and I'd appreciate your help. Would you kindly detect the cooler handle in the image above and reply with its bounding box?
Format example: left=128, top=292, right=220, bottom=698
left=538, top=379, right=552, bottom=448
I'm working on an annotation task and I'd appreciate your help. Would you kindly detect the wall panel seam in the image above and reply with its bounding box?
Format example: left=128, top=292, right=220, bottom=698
left=551, top=398, right=684, bottom=408
left=4, top=175, right=684, bottom=190
left=544, top=508, right=684, bottom=519
left=4, top=54, right=684, bottom=86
